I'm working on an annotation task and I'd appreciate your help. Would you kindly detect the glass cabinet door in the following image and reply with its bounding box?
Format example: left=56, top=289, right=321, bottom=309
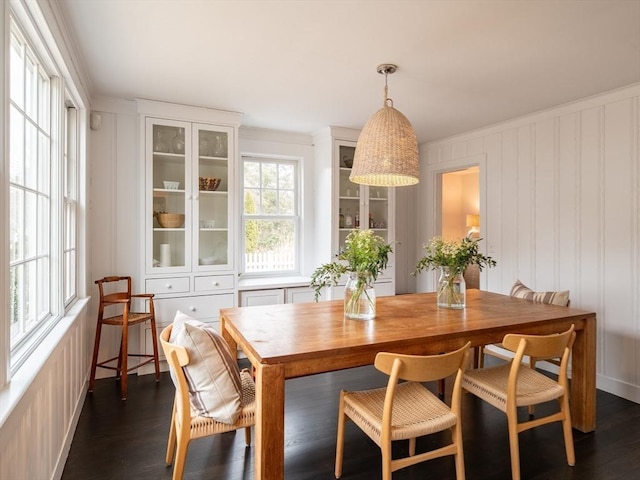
left=148, top=119, right=190, bottom=272
left=336, top=144, right=390, bottom=251
left=193, top=123, right=234, bottom=270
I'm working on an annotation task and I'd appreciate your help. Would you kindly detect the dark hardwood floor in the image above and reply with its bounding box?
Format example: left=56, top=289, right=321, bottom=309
left=62, top=360, right=640, bottom=480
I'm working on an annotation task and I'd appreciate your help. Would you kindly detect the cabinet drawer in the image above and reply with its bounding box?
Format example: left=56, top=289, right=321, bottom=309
left=194, top=274, right=235, bottom=293
left=146, top=277, right=190, bottom=295
left=153, top=293, right=235, bottom=325
left=240, top=289, right=285, bottom=307
left=286, top=286, right=316, bottom=304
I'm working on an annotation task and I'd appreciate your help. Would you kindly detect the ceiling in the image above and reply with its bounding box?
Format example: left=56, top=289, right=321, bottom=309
left=58, top=0, right=640, bottom=143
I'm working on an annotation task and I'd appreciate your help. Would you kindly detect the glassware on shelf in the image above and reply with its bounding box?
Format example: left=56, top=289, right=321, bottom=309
left=171, top=128, right=185, bottom=154
left=212, top=134, right=226, bottom=157
left=199, top=135, right=210, bottom=157
left=344, top=209, right=353, bottom=228
left=339, top=208, right=345, bottom=228
left=153, top=130, right=168, bottom=153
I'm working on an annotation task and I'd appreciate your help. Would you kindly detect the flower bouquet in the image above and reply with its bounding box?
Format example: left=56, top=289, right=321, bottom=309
left=310, top=230, right=393, bottom=319
left=413, top=237, right=496, bottom=308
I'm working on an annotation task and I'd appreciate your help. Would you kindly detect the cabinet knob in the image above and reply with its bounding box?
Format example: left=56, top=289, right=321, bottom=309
left=213, top=281, right=219, bottom=287
left=165, top=284, right=172, bottom=289
left=189, top=306, right=196, bottom=312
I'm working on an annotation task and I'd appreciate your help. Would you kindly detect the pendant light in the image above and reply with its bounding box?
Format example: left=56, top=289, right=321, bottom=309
left=350, top=64, right=419, bottom=187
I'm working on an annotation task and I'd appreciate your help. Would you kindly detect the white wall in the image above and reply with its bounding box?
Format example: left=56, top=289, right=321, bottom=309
left=417, top=83, right=640, bottom=402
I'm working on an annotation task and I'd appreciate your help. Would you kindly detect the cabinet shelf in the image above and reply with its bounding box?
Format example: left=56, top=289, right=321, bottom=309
left=199, top=155, right=228, bottom=162
left=154, top=188, right=185, bottom=194
left=153, top=228, right=185, bottom=232
left=153, top=151, right=185, bottom=159
left=198, top=190, right=228, bottom=195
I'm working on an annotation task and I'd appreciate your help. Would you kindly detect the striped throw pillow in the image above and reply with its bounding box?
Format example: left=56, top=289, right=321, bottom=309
left=170, top=311, right=242, bottom=424
left=510, top=280, right=570, bottom=306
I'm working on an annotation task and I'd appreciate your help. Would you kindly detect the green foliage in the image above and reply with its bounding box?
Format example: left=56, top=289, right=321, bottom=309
left=244, top=192, right=259, bottom=252
left=310, top=230, right=393, bottom=301
left=413, top=236, right=496, bottom=276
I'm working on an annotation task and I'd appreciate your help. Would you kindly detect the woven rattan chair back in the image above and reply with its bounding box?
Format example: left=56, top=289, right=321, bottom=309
left=335, top=342, right=470, bottom=480
left=159, top=325, right=255, bottom=480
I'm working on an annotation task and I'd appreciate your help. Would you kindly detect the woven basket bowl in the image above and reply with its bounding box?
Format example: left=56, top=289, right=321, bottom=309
left=199, top=176, right=221, bottom=191
left=156, top=213, right=185, bottom=228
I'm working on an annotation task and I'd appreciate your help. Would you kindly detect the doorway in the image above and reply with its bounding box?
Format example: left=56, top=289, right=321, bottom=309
left=439, top=166, right=480, bottom=288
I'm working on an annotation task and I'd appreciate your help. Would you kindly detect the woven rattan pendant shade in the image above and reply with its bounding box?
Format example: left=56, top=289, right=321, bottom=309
left=350, top=64, right=419, bottom=187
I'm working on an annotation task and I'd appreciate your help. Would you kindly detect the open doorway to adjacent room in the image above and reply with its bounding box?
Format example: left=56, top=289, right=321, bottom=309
left=439, top=166, right=480, bottom=288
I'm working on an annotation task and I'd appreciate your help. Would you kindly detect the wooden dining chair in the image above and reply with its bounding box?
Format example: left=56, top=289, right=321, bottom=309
left=478, top=280, right=570, bottom=368
left=462, top=325, right=576, bottom=480
left=335, top=342, right=471, bottom=480
left=160, top=324, right=256, bottom=480
left=89, top=276, right=160, bottom=400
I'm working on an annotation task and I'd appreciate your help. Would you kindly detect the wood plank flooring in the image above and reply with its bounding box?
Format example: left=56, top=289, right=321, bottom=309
left=62, top=360, right=640, bottom=479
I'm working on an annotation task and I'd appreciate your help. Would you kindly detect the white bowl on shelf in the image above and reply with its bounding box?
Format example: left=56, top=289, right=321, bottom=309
left=200, top=257, right=217, bottom=265
left=163, top=181, right=179, bottom=190
left=200, top=220, right=216, bottom=229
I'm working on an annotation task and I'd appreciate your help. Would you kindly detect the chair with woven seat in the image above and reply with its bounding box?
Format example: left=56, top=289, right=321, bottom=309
left=478, top=280, right=570, bottom=368
left=160, top=322, right=256, bottom=480
left=89, top=276, right=160, bottom=400
left=335, top=342, right=470, bottom=480
left=462, top=325, right=576, bottom=480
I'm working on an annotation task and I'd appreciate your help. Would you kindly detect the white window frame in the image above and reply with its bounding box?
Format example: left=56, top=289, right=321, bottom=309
left=3, top=0, right=84, bottom=379
left=241, top=155, right=300, bottom=276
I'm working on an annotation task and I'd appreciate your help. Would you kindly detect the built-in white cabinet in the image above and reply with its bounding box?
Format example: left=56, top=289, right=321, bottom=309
left=313, top=127, right=396, bottom=296
left=239, top=285, right=316, bottom=307
left=137, top=100, right=242, bottom=372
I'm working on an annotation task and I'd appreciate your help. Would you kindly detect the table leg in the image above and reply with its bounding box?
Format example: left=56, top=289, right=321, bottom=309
left=254, top=362, right=285, bottom=480
left=570, top=316, right=597, bottom=432
left=220, top=317, right=237, bottom=354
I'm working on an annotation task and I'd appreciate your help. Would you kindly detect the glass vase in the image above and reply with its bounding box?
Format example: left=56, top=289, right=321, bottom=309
left=344, top=272, right=376, bottom=320
left=437, top=267, right=466, bottom=309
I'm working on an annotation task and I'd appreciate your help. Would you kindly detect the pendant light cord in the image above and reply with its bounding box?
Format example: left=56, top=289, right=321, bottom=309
left=383, top=69, right=393, bottom=107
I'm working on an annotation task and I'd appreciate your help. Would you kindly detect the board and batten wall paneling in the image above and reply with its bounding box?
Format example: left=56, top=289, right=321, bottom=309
left=421, top=84, right=640, bottom=402
left=0, top=301, right=90, bottom=480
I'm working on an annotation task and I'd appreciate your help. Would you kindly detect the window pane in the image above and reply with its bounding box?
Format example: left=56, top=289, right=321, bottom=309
left=262, top=189, right=277, bottom=214
left=39, top=130, right=50, bottom=194
left=24, top=191, right=37, bottom=258
left=279, top=190, right=294, bottom=215
left=25, top=121, right=38, bottom=190
left=244, top=219, right=295, bottom=273
left=10, top=31, right=24, bottom=108
left=38, top=193, right=50, bottom=256
left=244, top=189, right=260, bottom=214
left=38, top=71, right=50, bottom=131
left=244, top=162, right=260, bottom=188
left=25, top=260, right=37, bottom=329
left=9, top=187, right=24, bottom=262
left=10, top=264, right=24, bottom=342
left=25, top=54, right=38, bottom=120
left=10, top=106, right=24, bottom=184
left=261, top=163, right=277, bottom=188
left=37, top=257, right=50, bottom=321
left=279, top=164, right=294, bottom=189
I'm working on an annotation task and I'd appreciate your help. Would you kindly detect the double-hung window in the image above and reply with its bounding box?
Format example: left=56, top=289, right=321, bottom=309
left=7, top=9, right=80, bottom=373
left=241, top=156, right=299, bottom=275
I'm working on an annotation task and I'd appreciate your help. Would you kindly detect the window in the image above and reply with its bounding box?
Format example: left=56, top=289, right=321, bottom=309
left=7, top=11, right=80, bottom=372
left=242, top=157, right=299, bottom=274
left=63, top=105, right=78, bottom=305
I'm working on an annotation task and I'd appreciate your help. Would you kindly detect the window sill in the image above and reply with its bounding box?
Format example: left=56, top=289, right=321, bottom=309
left=237, top=276, right=311, bottom=292
left=0, top=297, right=90, bottom=429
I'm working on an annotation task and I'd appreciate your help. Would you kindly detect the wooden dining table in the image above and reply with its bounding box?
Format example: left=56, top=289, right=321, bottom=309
left=220, top=289, right=596, bottom=480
